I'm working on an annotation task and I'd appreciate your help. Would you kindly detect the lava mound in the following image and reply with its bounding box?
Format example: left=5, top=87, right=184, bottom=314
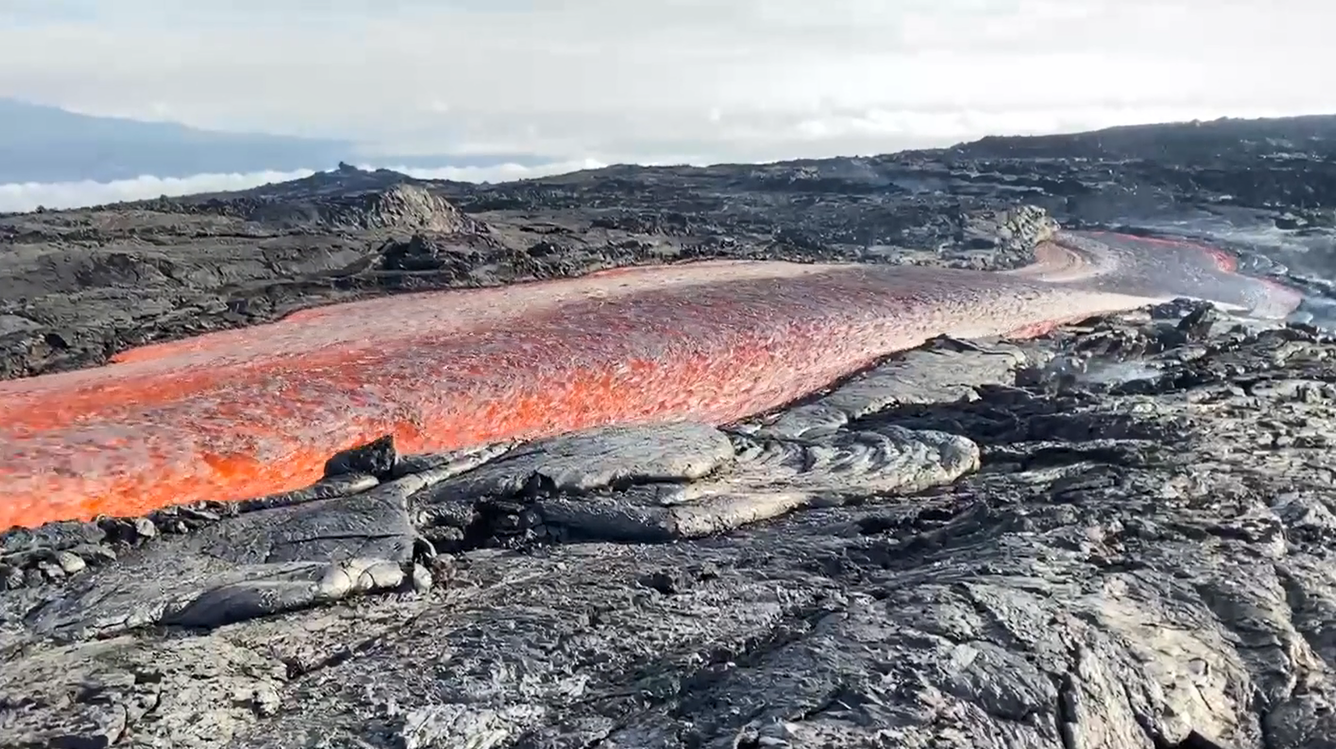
left=244, top=183, right=483, bottom=233
left=330, top=184, right=481, bottom=233
left=153, top=183, right=484, bottom=234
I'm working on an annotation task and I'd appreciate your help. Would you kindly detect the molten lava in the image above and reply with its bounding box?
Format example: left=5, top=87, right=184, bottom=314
left=0, top=235, right=1302, bottom=529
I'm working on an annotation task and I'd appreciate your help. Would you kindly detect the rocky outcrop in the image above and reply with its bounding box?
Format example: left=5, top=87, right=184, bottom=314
left=330, top=184, right=480, bottom=233
left=950, top=204, right=1061, bottom=269
left=214, top=182, right=484, bottom=233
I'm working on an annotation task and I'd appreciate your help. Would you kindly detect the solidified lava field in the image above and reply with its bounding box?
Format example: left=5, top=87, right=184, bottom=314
left=10, top=114, right=1336, bottom=749
left=0, top=227, right=1302, bottom=530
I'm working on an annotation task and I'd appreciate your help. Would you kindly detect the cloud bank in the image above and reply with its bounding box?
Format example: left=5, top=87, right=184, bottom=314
left=0, top=160, right=609, bottom=214
left=1, top=0, right=1331, bottom=165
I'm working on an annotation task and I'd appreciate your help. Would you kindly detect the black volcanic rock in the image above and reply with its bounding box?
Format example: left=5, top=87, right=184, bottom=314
left=5, top=114, right=1336, bottom=748
left=6, top=115, right=1336, bottom=379
left=4, top=307, right=1336, bottom=748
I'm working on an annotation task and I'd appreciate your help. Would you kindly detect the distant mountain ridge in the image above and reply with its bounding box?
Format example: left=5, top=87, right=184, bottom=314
left=0, top=98, right=359, bottom=184
left=0, top=98, right=550, bottom=184
left=948, top=113, right=1336, bottom=161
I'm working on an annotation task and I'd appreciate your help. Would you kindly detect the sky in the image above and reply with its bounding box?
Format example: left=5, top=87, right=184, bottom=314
left=1, top=0, right=1334, bottom=210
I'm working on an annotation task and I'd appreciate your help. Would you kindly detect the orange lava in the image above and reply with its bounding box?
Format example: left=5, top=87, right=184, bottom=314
left=0, top=239, right=1303, bottom=529
left=0, top=259, right=1154, bottom=529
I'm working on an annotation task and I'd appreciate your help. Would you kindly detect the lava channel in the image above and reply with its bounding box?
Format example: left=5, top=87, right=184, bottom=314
left=0, top=239, right=1302, bottom=529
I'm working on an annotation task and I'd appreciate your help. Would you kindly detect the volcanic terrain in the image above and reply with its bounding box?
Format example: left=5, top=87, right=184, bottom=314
left=3, top=115, right=1336, bottom=748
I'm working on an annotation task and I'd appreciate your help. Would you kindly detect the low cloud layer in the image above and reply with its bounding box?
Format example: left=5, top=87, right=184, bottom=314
left=1, top=0, right=1331, bottom=163
left=0, top=160, right=608, bottom=214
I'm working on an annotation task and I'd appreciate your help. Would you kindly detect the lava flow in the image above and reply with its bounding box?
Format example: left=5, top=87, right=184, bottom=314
left=0, top=236, right=1303, bottom=529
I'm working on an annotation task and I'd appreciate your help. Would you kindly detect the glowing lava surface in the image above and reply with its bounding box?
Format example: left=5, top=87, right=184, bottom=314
left=0, top=236, right=1302, bottom=528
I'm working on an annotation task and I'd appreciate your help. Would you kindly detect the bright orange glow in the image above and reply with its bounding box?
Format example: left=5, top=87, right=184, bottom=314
left=0, top=239, right=1302, bottom=529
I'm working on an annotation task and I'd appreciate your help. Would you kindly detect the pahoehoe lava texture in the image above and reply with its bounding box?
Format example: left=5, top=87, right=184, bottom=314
left=6, top=302, right=1335, bottom=749
left=7, top=118, right=1336, bottom=749
left=0, top=234, right=1298, bottom=529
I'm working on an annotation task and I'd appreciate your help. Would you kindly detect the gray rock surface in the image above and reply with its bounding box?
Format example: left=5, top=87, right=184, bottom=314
left=5, top=116, right=1336, bottom=748
left=6, top=114, right=1336, bottom=381
left=4, top=300, right=1336, bottom=748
